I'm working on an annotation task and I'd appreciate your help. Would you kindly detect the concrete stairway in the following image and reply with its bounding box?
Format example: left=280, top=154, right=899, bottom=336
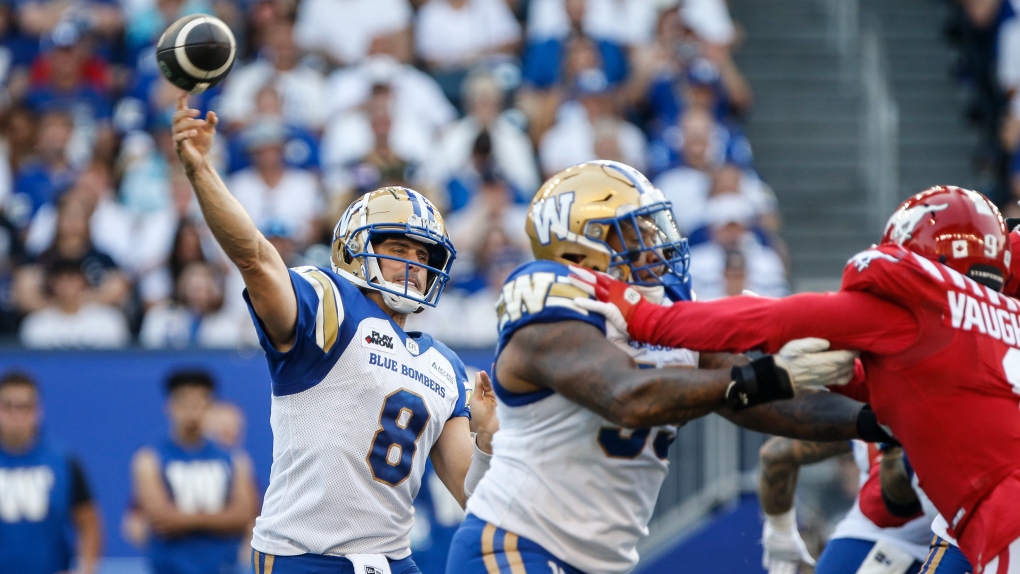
left=727, top=0, right=977, bottom=288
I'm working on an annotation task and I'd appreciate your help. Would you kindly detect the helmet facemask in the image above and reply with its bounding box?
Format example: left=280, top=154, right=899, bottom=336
left=585, top=202, right=691, bottom=291
left=332, top=190, right=456, bottom=315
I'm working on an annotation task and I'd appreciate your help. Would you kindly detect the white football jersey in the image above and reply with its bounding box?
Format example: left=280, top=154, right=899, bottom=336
left=829, top=440, right=937, bottom=561
left=246, top=266, right=470, bottom=558
left=466, top=261, right=699, bottom=573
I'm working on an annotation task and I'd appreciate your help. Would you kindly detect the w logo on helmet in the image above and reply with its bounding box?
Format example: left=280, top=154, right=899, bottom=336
left=885, top=203, right=949, bottom=245
left=531, top=192, right=575, bottom=245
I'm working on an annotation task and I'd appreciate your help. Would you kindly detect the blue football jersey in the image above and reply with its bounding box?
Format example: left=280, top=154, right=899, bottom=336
left=468, top=260, right=696, bottom=573
left=246, top=266, right=470, bottom=559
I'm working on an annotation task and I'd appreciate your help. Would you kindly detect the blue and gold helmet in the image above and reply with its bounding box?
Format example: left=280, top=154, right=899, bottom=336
left=526, top=160, right=691, bottom=297
left=331, top=187, right=456, bottom=314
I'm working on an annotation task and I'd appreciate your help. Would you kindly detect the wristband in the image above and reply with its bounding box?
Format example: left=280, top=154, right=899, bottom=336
left=856, top=405, right=898, bottom=444
left=765, top=508, right=797, bottom=532
left=725, top=355, right=795, bottom=411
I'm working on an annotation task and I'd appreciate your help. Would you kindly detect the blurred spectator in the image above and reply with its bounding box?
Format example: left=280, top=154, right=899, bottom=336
left=687, top=194, right=787, bottom=300
left=9, top=107, right=77, bottom=228
left=648, top=101, right=753, bottom=176
left=407, top=234, right=526, bottom=345
left=224, top=84, right=319, bottom=173
left=525, top=0, right=649, bottom=59
left=681, top=162, right=780, bottom=247
left=445, top=173, right=531, bottom=283
left=0, top=371, right=103, bottom=574
left=680, top=0, right=735, bottom=47
left=3, top=106, right=39, bottom=183
left=19, top=258, right=129, bottom=347
left=123, top=0, right=210, bottom=62
left=203, top=400, right=245, bottom=450
left=294, top=0, right=412, bottom=66
left=0, top=4, right=37, bottom=103
left=24, top=20, right=115, bottom=165
left=140, top=261, right=255, bottom=348
left=322, top=54, right=457, bottom=166
left=137, top=216, right=206, bottom=309
left=0, top=212, right=25, bottom=335
left=16, top=0, right=123, bottom=41
left=436, top=70, right=539, bottom=208
left=519, top=31, right=625, bottom=142
left=325, top=83, right=433, bottom=207
left=25, top=161, right=132, bottom=268
left=116, top=129, right=173, bottom=215
left=228, top=118, right=321, bottom=245
left=130, top=371, right=256, bottom=574
left=415, top=0, right=521, bottom=107
left=219, top=19, right=326, bottom=133
left=12, top=191, right=131, bottom=314
left=539, top=68, right=646, bottom=176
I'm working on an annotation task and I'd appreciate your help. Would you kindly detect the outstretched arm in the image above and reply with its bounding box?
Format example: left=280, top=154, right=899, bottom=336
left=499, top=320, right=733, bottom=428
left=172, top=93, right=297, bottom=350
left=721, top=388, right=865, bottom=442
left=632, top=291, right=919, bottom=355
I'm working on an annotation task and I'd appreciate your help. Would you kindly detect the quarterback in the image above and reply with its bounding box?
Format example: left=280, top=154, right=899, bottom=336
left=578, top=185, right=1020, bottom=573
left=171, top=94, right=496, bottom=574
left=448, top=160, right=890, bottom=574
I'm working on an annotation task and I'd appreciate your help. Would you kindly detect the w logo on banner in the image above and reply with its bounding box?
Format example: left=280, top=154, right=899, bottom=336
left=531, top=192, right=575, bottom=245
left=0, top=467, right=54, bottom=522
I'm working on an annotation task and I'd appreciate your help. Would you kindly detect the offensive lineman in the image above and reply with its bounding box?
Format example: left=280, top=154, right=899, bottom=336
left=171, top=94, right=497, bottom=574
left=448, top=160, right=891, bottom=573
left=577, top=185, right=1020, bottom=573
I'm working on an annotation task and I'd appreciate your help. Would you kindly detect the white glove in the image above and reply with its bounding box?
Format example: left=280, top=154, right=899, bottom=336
left=568, top=267, right=634, bottom=334
left=762, top=510, right=816, bottom=574
left=774, top=338, right=858, bottom=388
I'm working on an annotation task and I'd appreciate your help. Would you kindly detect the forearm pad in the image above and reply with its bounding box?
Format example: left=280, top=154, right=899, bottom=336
left=463, top=436, right=492, bottom=499
left=725, top=355, right=795, bottom=411
left=856, top=405, right=899, bottom=444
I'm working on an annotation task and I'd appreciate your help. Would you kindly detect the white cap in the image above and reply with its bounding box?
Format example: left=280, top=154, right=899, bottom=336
left=681, top=0, right=736, bottom=44
left=705, top=193, right=755, bottom=228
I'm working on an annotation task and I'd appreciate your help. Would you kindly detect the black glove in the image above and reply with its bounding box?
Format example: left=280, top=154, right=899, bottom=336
left=856, top=404, right=898, bottom=444
left=724, top=355, right=795, bottom=411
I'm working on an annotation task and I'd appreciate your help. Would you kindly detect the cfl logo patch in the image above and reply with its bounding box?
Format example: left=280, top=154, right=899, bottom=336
left=365, top=568, right=384, bottom=574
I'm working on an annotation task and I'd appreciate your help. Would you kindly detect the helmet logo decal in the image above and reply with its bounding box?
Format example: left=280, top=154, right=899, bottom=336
left=885, top=203, right=949, bottom=245
left=532, top=192, right=575, bottom=245
left=408, top=213, right=443, bottom=235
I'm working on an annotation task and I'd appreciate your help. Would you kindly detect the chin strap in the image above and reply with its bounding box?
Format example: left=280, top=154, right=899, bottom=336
left=365, top=252, right=425, bottom=314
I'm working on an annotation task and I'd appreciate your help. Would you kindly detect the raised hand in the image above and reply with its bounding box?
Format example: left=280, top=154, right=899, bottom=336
left=469, top=370, right=498, bottom=453
left=172, top=92, right=219, bottom=173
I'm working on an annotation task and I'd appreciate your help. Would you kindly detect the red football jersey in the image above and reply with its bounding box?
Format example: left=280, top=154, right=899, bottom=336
left=629, top=243, right=1020, bottom=566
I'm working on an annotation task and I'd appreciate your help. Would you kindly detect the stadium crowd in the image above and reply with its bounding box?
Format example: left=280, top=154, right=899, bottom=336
left=0, top=0, right=790, bottom=349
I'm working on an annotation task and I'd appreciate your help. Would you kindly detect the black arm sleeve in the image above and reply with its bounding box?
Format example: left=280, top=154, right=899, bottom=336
left=68, top=456, right=93, bottom=507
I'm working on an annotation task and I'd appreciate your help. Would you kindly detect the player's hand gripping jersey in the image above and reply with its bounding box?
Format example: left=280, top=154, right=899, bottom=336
left=613, top=243, right=1020, bottom=566
left=246, top=265, right=470, bottom=558
left=465, top=260, right=698, bottom=574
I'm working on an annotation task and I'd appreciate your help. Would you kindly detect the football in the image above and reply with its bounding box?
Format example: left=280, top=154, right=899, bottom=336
left=156, top=14, right=236, bottom=94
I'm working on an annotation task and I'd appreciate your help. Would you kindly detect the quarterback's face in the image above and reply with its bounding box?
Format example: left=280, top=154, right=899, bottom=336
left=375, top=237, right=429, bottom=294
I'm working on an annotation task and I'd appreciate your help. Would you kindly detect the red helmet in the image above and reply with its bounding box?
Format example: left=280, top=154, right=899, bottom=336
left=881, top=185, right=1010, bottom=291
